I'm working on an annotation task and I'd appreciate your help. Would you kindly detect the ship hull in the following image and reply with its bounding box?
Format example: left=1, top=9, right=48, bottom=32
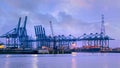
left=81, top=48, right=101, bottom=52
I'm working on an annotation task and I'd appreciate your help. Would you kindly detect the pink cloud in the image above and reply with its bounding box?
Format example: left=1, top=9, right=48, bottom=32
left=70, top=0, right=95, bottom=9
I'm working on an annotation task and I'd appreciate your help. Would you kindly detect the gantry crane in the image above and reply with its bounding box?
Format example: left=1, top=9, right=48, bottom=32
left=0, top=16, right=31, bottom=49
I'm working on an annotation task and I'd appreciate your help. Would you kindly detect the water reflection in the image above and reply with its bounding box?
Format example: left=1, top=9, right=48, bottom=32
left=0, top=53, right=120, bottom=68
left=32, top=54, right=38, bottom=68
left=71, top=52, right=77, bottom=56
left=32, top=54, right=38, bottom=57
left=72, top=57, right=76, bottom=68
left=6, top=54, right=10, bottom=58
left=5, top=55, right=10, bottom=68
left=71, top=52, right=77, bottom=68
left=104, top=63, right=108, bottom=68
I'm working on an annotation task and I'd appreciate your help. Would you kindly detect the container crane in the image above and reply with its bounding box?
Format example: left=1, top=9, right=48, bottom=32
left=49, top=21, right=57, bottom=51
left=0, top=17, right=21, bottom=48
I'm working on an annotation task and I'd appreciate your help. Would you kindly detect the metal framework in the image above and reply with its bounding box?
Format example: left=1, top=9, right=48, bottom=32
left=78, top=15, right=114, bottom=49
left=0, top=15, right=114, bottom=50
left=79, top=33, right=114, bottom=49
left=0, top=16, right=32, bottom=49
left=34, top=25, right=77, bottom=49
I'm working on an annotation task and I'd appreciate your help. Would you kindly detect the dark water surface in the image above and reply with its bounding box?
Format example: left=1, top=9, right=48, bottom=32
left=0, top=53, right=120, bottom=68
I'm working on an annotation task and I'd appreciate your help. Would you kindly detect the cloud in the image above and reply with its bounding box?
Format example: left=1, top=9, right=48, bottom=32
left=0, top=0, right=98, bottom=35
left=0, top=0, right=120, bottom=41
left=52, top=11, right=101, bottom=36
left=70, top=0, right=95, bottom=9
left=1, top=0, right=120, bottom=47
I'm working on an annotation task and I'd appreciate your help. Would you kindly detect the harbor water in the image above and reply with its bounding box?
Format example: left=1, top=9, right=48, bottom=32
left=0, top=53, right=120, bottom=68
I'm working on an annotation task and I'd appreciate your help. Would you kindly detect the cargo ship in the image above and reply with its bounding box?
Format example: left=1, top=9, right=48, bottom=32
left=81, top=45, right=101, bottom=52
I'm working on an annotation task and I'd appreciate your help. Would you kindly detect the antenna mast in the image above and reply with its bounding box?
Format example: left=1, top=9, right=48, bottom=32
left=101, top=14, right=105, bottom=36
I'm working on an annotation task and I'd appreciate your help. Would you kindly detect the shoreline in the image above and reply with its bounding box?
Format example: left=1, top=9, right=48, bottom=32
left=0, top=50, right=120, bottom=54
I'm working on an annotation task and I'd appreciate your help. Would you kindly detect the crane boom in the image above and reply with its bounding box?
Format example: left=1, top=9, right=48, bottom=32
left=16, top=17, right=21, bottom=36
left=23, top=16, right=27, bottom=29
left=49, top=21, right=54, bottom=37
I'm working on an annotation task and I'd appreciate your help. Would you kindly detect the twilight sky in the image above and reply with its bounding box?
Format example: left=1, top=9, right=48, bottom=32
left=0, top=0, right=120, bottom=47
